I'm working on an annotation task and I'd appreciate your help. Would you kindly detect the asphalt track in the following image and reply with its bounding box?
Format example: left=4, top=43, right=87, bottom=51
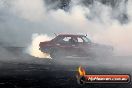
left=0, top=47, right=131, bottom=88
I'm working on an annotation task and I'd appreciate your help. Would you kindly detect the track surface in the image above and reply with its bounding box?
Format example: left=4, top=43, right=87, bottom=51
left=0, top=47, right=131, bottom=88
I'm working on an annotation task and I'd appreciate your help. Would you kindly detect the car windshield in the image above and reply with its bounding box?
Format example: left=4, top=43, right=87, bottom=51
left=82, top=36, right=91, bottom=43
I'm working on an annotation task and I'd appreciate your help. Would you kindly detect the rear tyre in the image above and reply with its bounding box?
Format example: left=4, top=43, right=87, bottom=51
left=50, top=50, right=58, bottom=59
left=50, top=49, right=63, bottom=59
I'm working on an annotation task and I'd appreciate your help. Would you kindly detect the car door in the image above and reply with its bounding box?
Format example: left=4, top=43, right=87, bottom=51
left=55, top=36, right=79, bottom=56
left=77, top=37, right=91, bottom=56
left=68, top=36, right=80, bottom=56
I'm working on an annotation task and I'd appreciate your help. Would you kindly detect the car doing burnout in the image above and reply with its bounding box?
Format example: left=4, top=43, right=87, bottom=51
left=39, top=34, right=113, bottom=59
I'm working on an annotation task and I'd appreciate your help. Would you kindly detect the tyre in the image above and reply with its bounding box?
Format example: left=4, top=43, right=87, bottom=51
left=50, top=49, right=63, bottom=59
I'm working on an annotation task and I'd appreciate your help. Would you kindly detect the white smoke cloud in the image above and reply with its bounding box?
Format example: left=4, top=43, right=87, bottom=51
left=93, top=22, right=132, bottom=55
left=127, top=0, right=132, bottom=20
left=27, top=33, right=51, bottom=58
left=0, top=0, right=132, bottom=56
left=45, top=1, right=131, bottom=56
left=10, top=0, right=46, bottom=21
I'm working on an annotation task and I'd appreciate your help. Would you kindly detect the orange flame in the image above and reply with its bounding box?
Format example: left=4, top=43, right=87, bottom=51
left=78, top=66, right=86, bottom=76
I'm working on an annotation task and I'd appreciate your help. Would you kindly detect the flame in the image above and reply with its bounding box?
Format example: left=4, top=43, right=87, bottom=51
left=78, top=66, right=86, bottom=76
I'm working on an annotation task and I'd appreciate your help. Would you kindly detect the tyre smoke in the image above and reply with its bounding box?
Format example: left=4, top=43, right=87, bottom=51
left=27, top=33, right=51, bottom=58
left=0, top=0, right=132, bottom=57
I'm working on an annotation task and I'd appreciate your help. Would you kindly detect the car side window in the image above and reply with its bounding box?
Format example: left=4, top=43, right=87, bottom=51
left=56, top=37, right=64, bottom=43
left=77, top=37, right=83, bottom=43
left=63, top=37, right=71, bottom=42
left=57, top=37, right=71, bottom=44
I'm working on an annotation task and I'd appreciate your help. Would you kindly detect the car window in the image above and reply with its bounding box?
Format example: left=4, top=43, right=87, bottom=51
left=56, top=37, right=64, bottom=43
left=57, top=37, right=72, bottom=44
left=82, top=36, right=91, bottom=43
left=77, top=37, right=83, bottom=43
left=63, top=37, right=71, bottom=42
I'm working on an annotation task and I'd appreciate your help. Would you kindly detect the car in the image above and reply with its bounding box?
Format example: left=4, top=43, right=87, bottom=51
left=39, top=34, right=113, bottom=59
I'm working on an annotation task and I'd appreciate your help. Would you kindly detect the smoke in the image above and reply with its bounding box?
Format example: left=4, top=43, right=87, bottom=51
left=10, top=0, right=46, bottom=22
left=0, top=0, right=132, bottom=57
left=93, top=23, right=132, bottom=56
left=46, top=0, right=132, bottom=56
left=27, top=33, right=51, bottom=58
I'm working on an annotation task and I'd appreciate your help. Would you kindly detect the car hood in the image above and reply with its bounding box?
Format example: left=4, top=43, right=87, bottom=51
left=39, top=41, right=50, bottom=47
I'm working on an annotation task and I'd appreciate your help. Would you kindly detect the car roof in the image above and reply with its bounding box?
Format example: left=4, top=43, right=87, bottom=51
left=57, top=34, right=85, bottom=37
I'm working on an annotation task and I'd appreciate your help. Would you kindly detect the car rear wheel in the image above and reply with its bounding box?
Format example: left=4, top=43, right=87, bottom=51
left=50, top=49, right=63, bottom=59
